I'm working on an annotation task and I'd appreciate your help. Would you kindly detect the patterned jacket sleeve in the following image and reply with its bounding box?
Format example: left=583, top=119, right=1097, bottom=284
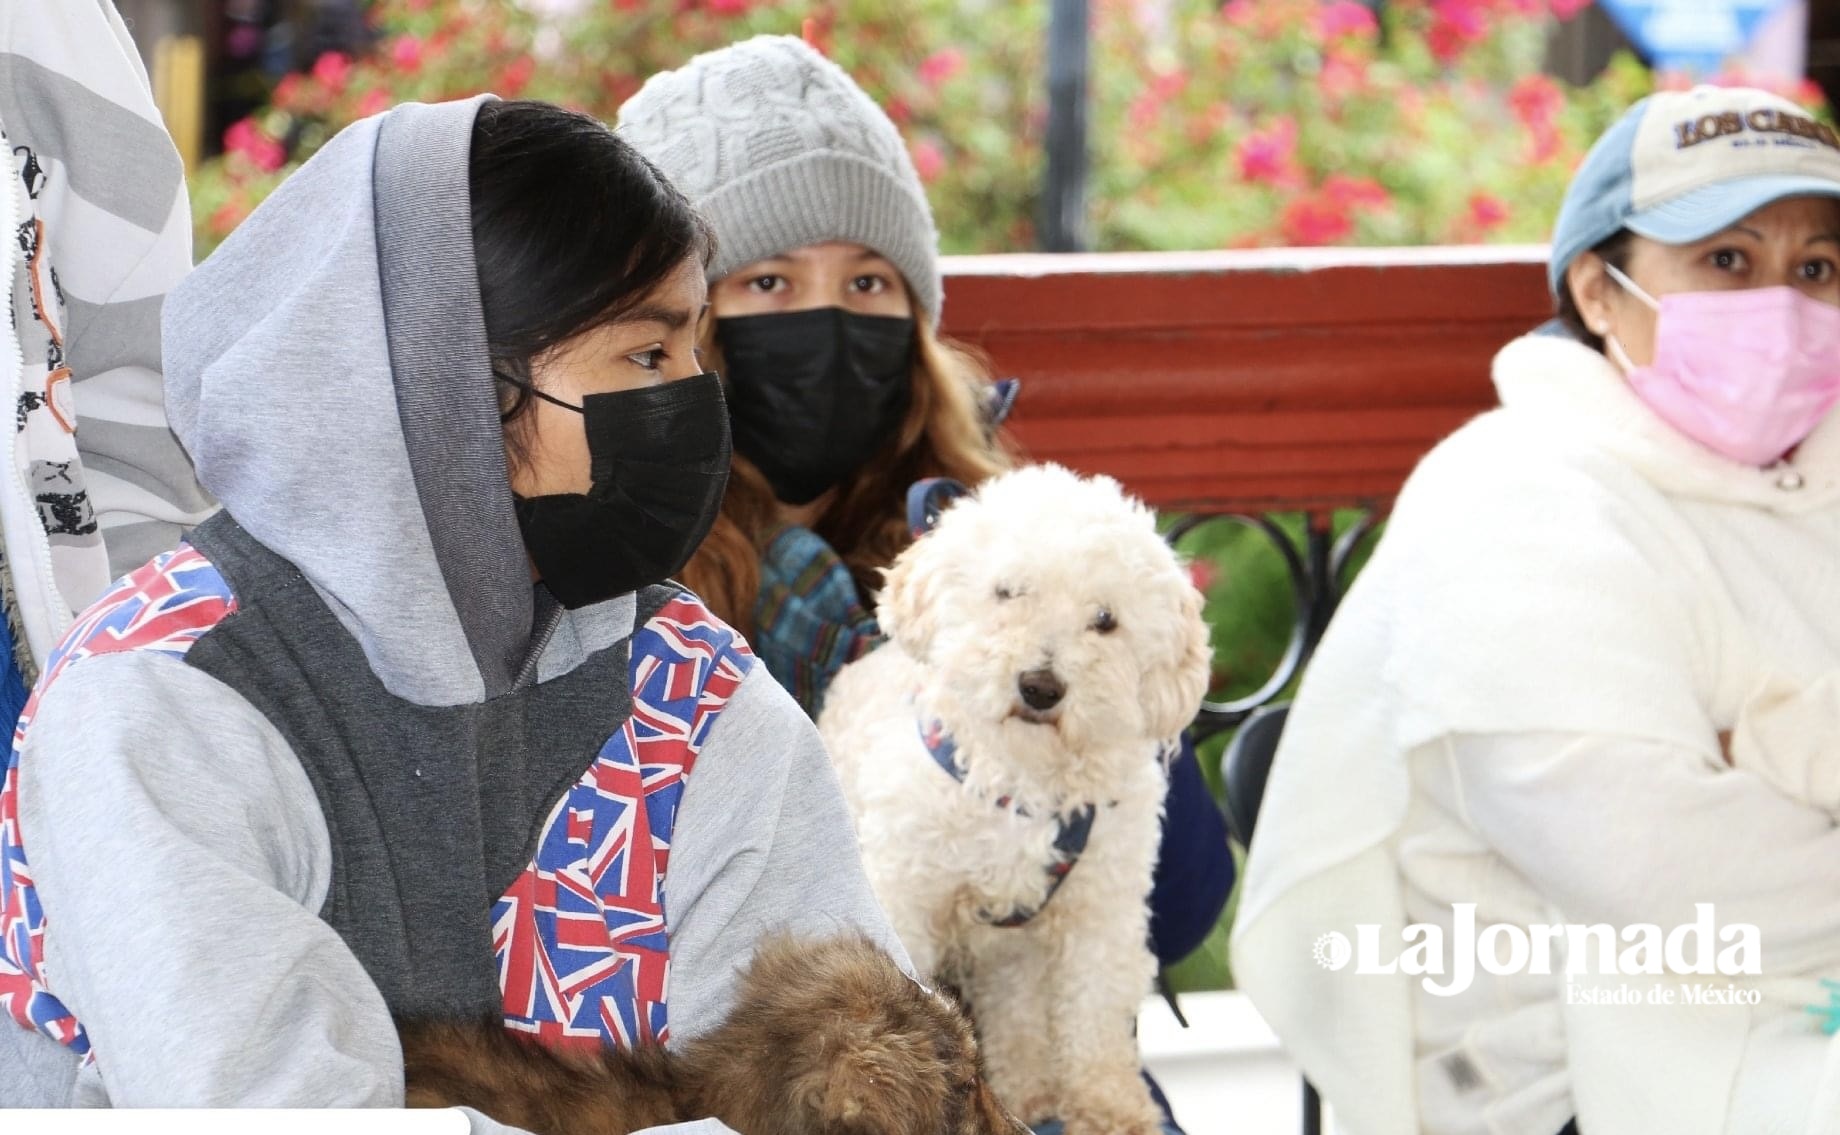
left=752, top=524, right=885, bottom=716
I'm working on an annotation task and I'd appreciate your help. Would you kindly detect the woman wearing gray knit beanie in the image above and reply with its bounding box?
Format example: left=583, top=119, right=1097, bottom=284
left=617, top=33, right=1008, bottom=694
left=619, top=36, right=1219, bottom=1135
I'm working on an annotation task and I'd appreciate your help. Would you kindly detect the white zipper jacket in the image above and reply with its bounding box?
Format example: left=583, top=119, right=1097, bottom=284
left=0, top=0, right=215, bottom=678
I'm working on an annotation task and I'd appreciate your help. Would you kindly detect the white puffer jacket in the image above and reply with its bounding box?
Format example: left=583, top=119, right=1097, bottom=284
left=1234, top=330, right=1840, bottom=1135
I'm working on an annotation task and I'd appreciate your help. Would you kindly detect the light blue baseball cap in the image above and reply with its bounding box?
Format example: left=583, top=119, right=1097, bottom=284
left=1549, top=86, right=1840, bottom=295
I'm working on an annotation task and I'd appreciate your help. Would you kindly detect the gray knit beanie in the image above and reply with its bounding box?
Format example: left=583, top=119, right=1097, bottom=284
left=617, top=35, right=943, bottom=324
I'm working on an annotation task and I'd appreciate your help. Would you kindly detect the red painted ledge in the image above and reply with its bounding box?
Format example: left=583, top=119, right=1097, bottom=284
left=939, top=246, right=1554, bottom=514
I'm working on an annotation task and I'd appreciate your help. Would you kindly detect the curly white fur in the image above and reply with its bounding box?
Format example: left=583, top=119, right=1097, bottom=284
left=819, top=465, right=1212, bottom=1135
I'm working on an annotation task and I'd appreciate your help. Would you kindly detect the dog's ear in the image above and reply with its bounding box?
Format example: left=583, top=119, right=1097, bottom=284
left=816, top=1043, right=922, bottom=1132
left=784, top=1018, right=948, bottom=1135
left=1140, top=568, right=1213, bottom=742
left=877, top=526, right=954, bottom=665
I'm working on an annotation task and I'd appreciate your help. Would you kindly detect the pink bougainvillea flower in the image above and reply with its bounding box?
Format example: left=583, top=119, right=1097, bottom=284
left=1319, top=51, right=1368, bottom=101
left=224, top=117, right=285, bottom=172
left=918, top=47, right=965, bottom=89
left=1236, top=117, right=1299, bottom=186
left=1129, top=93, right=1160, bottom=132
left=800, top=13, right=833, bottom=54
left=1548, top=0, right=1592, bottom=17
left=707, top=0, right=751, bottom=14
left=272, top=73, right=303, bottom=112
left=1435, top=0, right=1490, bottom=39
left=222, top=117, right=255, bottom=153
left=1425, top=20, right=1465, bottom=63
left=311, top=51, right=351, bottom=93
left=1316, top=0, right=1377, bottom=40
left=497, top=55, right=537, bottom=97
left=1509, top=73, right=1563, bottom=129
left=1187, top=559, right=1218, bottom=595
left=1150, top=68, right=1187, bottom=101
left=390, top=35, right=423, bottom=73
left=1508, top=74, right=1565, bottom=161
left=1427, top=0, right=1489, bottom=62
left=1468, top=192, right=1510, bottom=230
left=1281, top=193, right=1354, bottom=246
left=1222, top=0, right=1255, bottom=25
left=1525, top=125, right=1563, bottom=163
left=209, top=200, right=248, bottom=239
left=357, top=88, right=392, bottom=119
left=1324, top=173, right=1389, bottom=211
left=911, top=138, right=945, bottom=183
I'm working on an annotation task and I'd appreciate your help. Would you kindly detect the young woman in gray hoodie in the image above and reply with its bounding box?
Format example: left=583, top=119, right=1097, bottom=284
left=0, top=96, right=905, bottom=1130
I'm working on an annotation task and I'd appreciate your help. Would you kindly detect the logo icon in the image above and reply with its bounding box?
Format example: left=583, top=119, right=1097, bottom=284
left=1313, top=931, right=1353, bottom=971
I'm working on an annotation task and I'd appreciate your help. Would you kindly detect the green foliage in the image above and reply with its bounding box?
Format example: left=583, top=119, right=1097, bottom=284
left=192, top=0, right=1828, bottom=257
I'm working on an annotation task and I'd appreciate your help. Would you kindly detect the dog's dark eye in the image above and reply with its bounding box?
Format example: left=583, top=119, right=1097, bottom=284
left=995, top=585, right=1015, bottom=601
left=1092, top=608, right=1117, bottom=634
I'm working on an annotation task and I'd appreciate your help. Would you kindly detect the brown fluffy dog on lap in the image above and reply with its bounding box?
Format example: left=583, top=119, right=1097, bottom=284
left=400, top=934, right=1028, bottom=1135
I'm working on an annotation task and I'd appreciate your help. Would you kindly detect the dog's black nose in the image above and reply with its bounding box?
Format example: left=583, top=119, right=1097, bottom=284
left=1017, top=669, right=1065, bottom=711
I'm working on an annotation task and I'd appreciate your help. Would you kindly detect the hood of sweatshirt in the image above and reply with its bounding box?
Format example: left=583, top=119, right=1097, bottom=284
left=162, top=97, right=546, bottom=707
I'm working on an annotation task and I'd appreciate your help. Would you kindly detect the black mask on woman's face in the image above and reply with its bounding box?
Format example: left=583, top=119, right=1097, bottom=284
left=715, top=307, right=917, bottom=506
left=498, top=370, right=731, bottom=609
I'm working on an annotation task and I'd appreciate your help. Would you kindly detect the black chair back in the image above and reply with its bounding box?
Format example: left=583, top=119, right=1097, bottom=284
left=1221, top=702, right=1289, bottom=847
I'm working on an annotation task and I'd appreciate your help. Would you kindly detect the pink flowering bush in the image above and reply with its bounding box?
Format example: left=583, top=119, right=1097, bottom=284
left=188, top=0, right=1832, bottom=257
left=1090, top=0, right=1827, bottom=250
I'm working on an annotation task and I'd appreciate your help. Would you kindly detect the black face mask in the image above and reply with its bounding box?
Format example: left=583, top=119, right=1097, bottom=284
left=499, top=371, right=731, bottom=610
left=716, top=307, right=916, bottom=505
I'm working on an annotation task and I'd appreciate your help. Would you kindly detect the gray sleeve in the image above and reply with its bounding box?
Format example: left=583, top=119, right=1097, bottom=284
left=664, top=665, right=912, bottom=1043
left=0, top=1012, right=81, bottom=1105
left=17, top=652, right=403, bottom=1105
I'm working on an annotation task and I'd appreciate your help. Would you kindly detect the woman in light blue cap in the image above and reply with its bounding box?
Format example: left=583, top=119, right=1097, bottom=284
left=1232, top=86, right=1840, bottom=1135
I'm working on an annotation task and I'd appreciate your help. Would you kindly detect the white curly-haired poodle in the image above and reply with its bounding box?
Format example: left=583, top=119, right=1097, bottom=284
left=818, top=464, right=1212, bottom=1135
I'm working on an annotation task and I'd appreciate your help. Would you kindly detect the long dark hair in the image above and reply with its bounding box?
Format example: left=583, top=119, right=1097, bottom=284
left=468, top=100, right=713, bottom=467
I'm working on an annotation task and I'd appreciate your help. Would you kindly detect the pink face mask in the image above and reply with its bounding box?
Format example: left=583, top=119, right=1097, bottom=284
left=1604, top=262, right=1840, bottom=467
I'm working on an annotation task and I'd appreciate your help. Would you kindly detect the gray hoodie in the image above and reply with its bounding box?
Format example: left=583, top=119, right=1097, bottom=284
left=0, top=97, right=906, bottom=1129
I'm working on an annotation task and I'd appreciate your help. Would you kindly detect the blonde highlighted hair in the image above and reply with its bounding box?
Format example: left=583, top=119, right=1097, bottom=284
left=680, top=319, right=1013, bottom=636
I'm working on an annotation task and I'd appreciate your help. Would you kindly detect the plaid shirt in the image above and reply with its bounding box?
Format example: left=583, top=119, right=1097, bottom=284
left=752, top=524, right=884, bottom=717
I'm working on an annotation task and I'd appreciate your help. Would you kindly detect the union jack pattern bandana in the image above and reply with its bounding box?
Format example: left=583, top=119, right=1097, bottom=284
left=494, top=593, right=749, bottom=1050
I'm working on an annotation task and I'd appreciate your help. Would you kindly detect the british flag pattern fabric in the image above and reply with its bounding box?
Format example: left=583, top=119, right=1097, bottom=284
left=495, top=592, right=751, bottom=1051
left=0, top=545, right=238, bottom=1054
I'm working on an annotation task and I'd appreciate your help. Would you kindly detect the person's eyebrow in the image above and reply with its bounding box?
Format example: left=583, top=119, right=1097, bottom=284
left=620, top=303, right=697, bottom=331
left=1721, top=225, right=1765, bottom=241
left=731, top=254, right=798, bottom=274
left=1806, top=233, right=1840, bottom=247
